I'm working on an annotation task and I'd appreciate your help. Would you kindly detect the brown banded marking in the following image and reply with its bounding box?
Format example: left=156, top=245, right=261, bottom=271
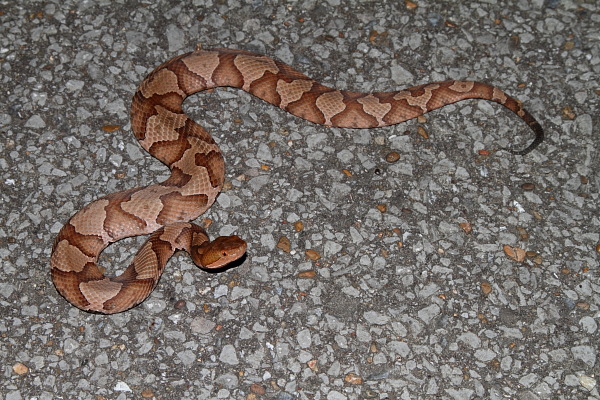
left=357, top=94, right=393, bottom=127
left=448, top=81, right=476, bottom=93
left=181, top=51, right=220, bottom=87
left=233, top=54, right=280, bottom=91
left=315, top=91, right=346, bottom=126
left=393, top=83, right=441, bottom=114
left=276, top=79, right=315, bottom=109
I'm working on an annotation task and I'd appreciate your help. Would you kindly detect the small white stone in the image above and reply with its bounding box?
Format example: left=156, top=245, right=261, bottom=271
left=214, top=284, right=228, bottom=298
left=580, top=375, right=597, bottom=391
left=143, top=299, right=166, bottom=313
left=114, top=381, right=132, bottom=392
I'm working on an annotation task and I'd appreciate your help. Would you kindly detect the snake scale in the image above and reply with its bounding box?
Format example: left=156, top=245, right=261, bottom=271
left=50, top=48, right=544, bottom=314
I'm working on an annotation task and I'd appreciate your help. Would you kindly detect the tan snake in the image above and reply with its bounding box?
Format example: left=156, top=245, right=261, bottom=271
left=50, top=48, right=544, bottom=314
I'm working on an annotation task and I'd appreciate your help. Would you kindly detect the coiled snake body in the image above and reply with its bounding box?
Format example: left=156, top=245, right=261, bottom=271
left=50, top=48, right=544, bottom=314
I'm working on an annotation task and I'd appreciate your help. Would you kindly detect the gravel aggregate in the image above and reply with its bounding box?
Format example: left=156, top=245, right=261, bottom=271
left=1, top=1, right=599, bottom=399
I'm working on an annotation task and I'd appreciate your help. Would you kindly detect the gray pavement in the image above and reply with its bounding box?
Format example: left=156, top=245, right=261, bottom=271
left=1, top=1, right=599, bottom=399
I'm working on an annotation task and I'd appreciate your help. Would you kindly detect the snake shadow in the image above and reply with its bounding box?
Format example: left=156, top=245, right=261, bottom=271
left=201, top=252, right=248, bottom=274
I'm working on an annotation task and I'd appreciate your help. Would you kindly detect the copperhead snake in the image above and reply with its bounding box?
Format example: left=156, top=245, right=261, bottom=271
left=50, top=48, right=544, bottom=314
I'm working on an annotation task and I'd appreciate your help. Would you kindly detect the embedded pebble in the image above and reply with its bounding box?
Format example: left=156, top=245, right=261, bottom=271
left=219, top=345, right=239, bottom=365
left=24, top=115, right=46, bottom=128
left=385, top=151, right=400, bottom=163
left=250, top=384, right=267, bottom=395
left=474, top=349, right=497, bottom=362
left=12, top=362, right=28, bottom=375
left=114, top=382, right=132, bottom=392
left=214, top=284, right=228, bottom=298
left=571, top=346, right=596, bottom=367
left=480, top=282, right=492, bottom=295
left=580, top=375, right=597, bottom=391
left=344, top=373, right=363, bottom=385
left=305, top=249, right=321, bottom=260
left=327, top=391, right=347, bottom=400
left=277, top=236, right=291, bottom=252
left=190, top=317, right=216, bottom=334
left=174, top=299, right=186, bottom=309
left=364, top=311, right=390, bottom=325
left=143, top=299, right=167, bottom=313
left=579, top=316, right=597, bottom=333
left=297, top=329, right=312, bottom=348
left=215, top=373, right=239, bottom=388
left=418, top=304, right=440, bottom=324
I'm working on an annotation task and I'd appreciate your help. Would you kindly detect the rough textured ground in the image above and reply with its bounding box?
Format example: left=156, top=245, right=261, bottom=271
left=1, top=1, right=599, bottom=399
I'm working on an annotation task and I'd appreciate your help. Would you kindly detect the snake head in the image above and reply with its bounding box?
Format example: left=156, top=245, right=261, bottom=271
left=192, top=235, right=247, bottom=269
